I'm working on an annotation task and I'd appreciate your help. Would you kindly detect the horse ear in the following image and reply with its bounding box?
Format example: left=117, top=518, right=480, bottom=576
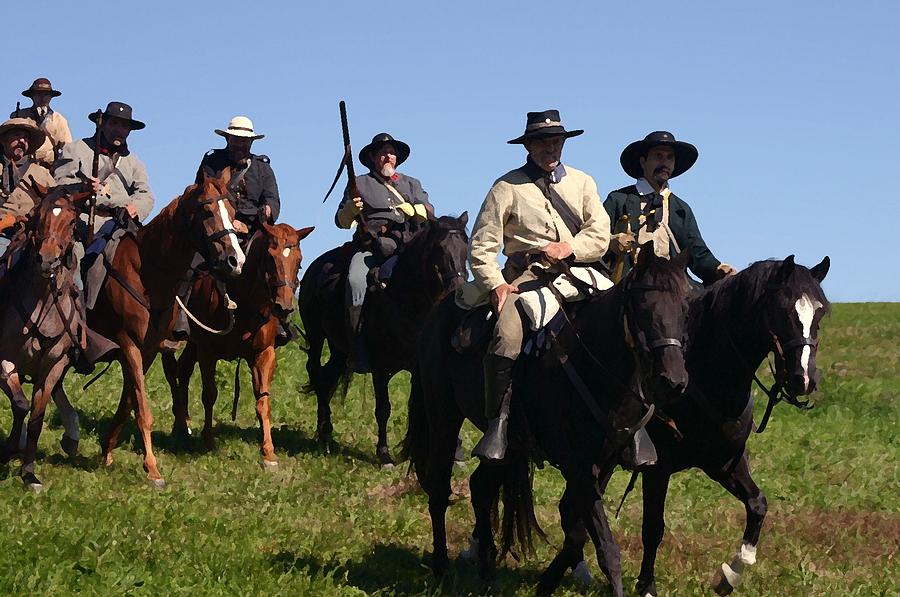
left=296, top=226, right=315, bottom=242
left=810, top=256, right=830, bottom=282
left=773, top=255, right=796, bottom=284
left=672, top=248, right=692, bottom=270
left=635, top=240, right=655, bottom=269
left=459, top=211, right=469, bottom=227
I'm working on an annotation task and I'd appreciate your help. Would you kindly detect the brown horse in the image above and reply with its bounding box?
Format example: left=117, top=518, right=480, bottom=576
left=0, top=183, right=90, bottom=490
left=161, top=222, right=313, bottom=468
left=88, top=170, right=246, bottom=487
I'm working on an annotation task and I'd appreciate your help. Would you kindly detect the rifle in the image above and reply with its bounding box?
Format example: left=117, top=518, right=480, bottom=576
left=15, top=102, right=20, bottom=118
left=322, top=101, right=365, bottom=224
left=87, top=109, right=103, bottom=243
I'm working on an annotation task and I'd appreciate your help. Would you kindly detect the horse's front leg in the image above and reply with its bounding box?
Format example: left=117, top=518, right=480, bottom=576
left=468, top=461, right=504, bottom=581
left=123, top=342, right=164, bottom=488
left=637, top=468, right=671, bottom=597
left=0, top=360, right=28, bottom=463
left=575, top=467, right=624, bottom=597
left=537, top=485, right=591, bottom=596
left=51, top=384, right=80, bottom=457
left=249, top=345, right=278, bottom=469
left=163, top=345, right=195, bottom=440
left=21, top=358, right=69, bottom=491
left=371, top=369, right=395, bottom=467
left=706, top=451, right=766, bottom=596
left=197, top=351, right=219, bottom=451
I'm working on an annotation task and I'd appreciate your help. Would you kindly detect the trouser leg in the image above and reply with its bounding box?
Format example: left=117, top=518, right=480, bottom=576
left=173, top=252, right=205, bottom=340
left=346, top=251, right=374, bottom=372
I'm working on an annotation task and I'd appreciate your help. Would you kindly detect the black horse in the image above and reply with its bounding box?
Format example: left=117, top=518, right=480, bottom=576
left=403, top=247, right=692, bottom=597
left=298, top=214, right=468, bottom=466
left=553, top=256, right=830, bottom=597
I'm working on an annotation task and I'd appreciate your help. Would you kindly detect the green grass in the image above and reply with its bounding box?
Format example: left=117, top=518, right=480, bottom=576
left=0, top=303, right=896, bottom=595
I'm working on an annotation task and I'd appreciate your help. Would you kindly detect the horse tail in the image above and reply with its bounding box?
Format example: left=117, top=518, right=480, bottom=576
left=399, top=367, right=429, bottom=478
left=499, top=450, right=546, bottom=560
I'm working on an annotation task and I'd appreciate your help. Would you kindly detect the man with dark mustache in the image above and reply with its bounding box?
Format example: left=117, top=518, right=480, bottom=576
left=0, top=118, right=55, bottom=258
left=604, top=131, right=734, bottom=284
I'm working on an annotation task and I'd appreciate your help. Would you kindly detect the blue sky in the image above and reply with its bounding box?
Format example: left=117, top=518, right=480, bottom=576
left=10, top=2, right=898, bottom=301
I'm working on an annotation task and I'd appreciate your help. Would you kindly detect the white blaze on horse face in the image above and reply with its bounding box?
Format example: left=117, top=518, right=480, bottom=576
left=282, top=247, right=291, bottom=258
left=795, top=294, right=823, bottom=391
left=217, top=199, right=245, bottom=273
left=51, top=207, right=62, bottom=217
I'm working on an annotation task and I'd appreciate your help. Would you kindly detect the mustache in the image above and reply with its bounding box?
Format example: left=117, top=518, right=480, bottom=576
left=653, top=166, right=670, bottom=175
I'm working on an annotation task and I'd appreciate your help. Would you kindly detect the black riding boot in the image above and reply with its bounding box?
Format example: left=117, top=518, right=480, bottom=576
left=472, top=355, right=515, bottom=462
left=347, top=304, right=369, bottom=373
left=172, top=276, right=193, bottom=341
left=274, top=319, right=292, bottom=348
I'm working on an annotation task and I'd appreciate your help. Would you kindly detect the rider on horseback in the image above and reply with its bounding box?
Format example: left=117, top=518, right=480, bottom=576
left=604, top=131, right=736, bottom=284
left=0, top=118, right=54, bottom=263
left=469, top=110, right=611, bottom=462
left=171, top=116, right=288, bottom=345
left=334, top=132, right=434, bottom=372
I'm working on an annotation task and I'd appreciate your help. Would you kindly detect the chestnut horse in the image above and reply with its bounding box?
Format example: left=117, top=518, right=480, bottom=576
left=88, top=171, right=246, bottom=487
left=161, top=222, right=313, bottom=468
left=0, top=183, right=90, bottom=490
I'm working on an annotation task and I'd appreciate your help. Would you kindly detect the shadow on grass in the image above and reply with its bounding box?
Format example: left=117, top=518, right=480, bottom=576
left=268, top=543, right=540, bottom=596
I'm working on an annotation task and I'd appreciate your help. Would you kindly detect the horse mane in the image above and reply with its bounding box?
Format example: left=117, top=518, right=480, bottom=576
left=688, top=259, right=831, bottom=333
left=393, top=214, right=467, bottom=272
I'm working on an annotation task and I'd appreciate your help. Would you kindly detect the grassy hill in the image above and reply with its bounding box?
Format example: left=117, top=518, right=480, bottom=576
left=0, top=303, right=896, bottom=595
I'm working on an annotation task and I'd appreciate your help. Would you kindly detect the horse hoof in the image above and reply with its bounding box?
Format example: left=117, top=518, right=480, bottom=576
left=636, top=577, right=658, bottom=597
left=571, top=560, right=593, bottom=591
left=376, top=447, right=395, bottom=468
left=148, top=478, right=167, bottom=490
left=60, top=436, right=79, bottom=457
left=22, top=472, right=43, bottom=493
left=260, top=460, right=279, bottom=472
left=711, top=565, right=736, bottom=596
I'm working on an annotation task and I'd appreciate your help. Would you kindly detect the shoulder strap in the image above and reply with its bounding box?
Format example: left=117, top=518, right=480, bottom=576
left=535, top=178, right=582, bottom=237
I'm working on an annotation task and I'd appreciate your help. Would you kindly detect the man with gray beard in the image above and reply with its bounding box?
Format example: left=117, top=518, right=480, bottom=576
left=335, top=132, right=433, bottom=372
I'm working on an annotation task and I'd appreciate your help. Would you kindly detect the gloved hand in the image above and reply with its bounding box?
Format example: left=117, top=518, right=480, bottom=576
left=412, top=203, right=429, bottom=220
left=337, top=197, right=364, bottom=228
left=396, top=202, right=416, bottom=217
left=0, top=213, right=16, bottom=234
left=717, top=262, right=737, bottom=277
left=610, top=232, right=637, bottom=254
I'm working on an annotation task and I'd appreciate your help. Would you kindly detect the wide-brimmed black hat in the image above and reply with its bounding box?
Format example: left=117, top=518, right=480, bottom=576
left=620, top=131, right=698, bottom=179
left=88, top=101, right=146, bottom=130
left=507, top=109, right=584, bottom=145
left=22, top=77, right=61, bottom=98
left=359, top=133, right=410, bottom=170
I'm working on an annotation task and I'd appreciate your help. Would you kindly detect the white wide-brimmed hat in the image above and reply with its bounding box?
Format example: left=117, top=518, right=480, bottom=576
left=215, top=116, right=264, bottom=140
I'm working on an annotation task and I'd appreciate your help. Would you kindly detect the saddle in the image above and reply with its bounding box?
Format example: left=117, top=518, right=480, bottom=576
left=82, top=212, right=140, bottom=310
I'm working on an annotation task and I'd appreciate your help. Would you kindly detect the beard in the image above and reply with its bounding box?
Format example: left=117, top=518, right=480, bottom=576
left=380, top=164, right=395, bottom=178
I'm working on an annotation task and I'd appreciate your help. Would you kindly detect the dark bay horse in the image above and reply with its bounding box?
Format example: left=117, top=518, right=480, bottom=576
left=298, top=214, right=468, bottom=466
left=0, top=183, right=90, bottom=490
left=88, top=171, right=246, bottom=487
left=630, top=256, right=831, bottom=597
left=161, top=222, right=313, bottom=468
left=553, top=256, right=831, bottom=596
left=403, top=248, right=692, bottom=597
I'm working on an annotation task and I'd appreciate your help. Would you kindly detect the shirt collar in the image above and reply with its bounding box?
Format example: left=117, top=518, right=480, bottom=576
left=523, top=156, right=566, bottom=183
left=635, top=177, right=669, bottom=196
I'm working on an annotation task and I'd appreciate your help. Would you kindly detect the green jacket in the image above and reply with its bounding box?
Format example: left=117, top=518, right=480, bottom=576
left=604, top=184, right=721, bottom=284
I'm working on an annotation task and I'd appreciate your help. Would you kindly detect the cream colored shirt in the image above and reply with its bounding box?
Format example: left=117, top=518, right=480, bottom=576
left=34, top=111, right=72, bottom=167
left=469, top=164, right=610, bottom=292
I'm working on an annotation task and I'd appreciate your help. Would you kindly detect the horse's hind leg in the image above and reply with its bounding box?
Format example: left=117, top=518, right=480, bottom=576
left=469, top=461, right=505, bottom=580
left=164, top=345, right=196, bottom=440
left=101, top=374, right=134, bottom=467
left=372, top=369, right=395, bottom=467
left=0, top=361, right=28, bottom=463
left=706, top=452, right=766, bottom=596
left=637, top=469, right=671, bottom=597
left=52, top=385, right=80, bottom=457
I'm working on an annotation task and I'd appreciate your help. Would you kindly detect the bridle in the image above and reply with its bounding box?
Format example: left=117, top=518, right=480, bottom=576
left=189, top=193, right=240, bottom=259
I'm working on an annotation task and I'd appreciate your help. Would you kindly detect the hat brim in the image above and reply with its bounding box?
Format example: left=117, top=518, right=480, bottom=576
left=215, top=129, right=264, bottom=140
left=620, top=139, right=698, bottom=179
left=89, top=111, right=145, bottom=130
left=507, top=129, right=584, bottom=145
left=359, top=139, right=410, bottom=170
left=0, top=121, right=47, bottom=153
left=22, top=89, right=61, bottom=98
